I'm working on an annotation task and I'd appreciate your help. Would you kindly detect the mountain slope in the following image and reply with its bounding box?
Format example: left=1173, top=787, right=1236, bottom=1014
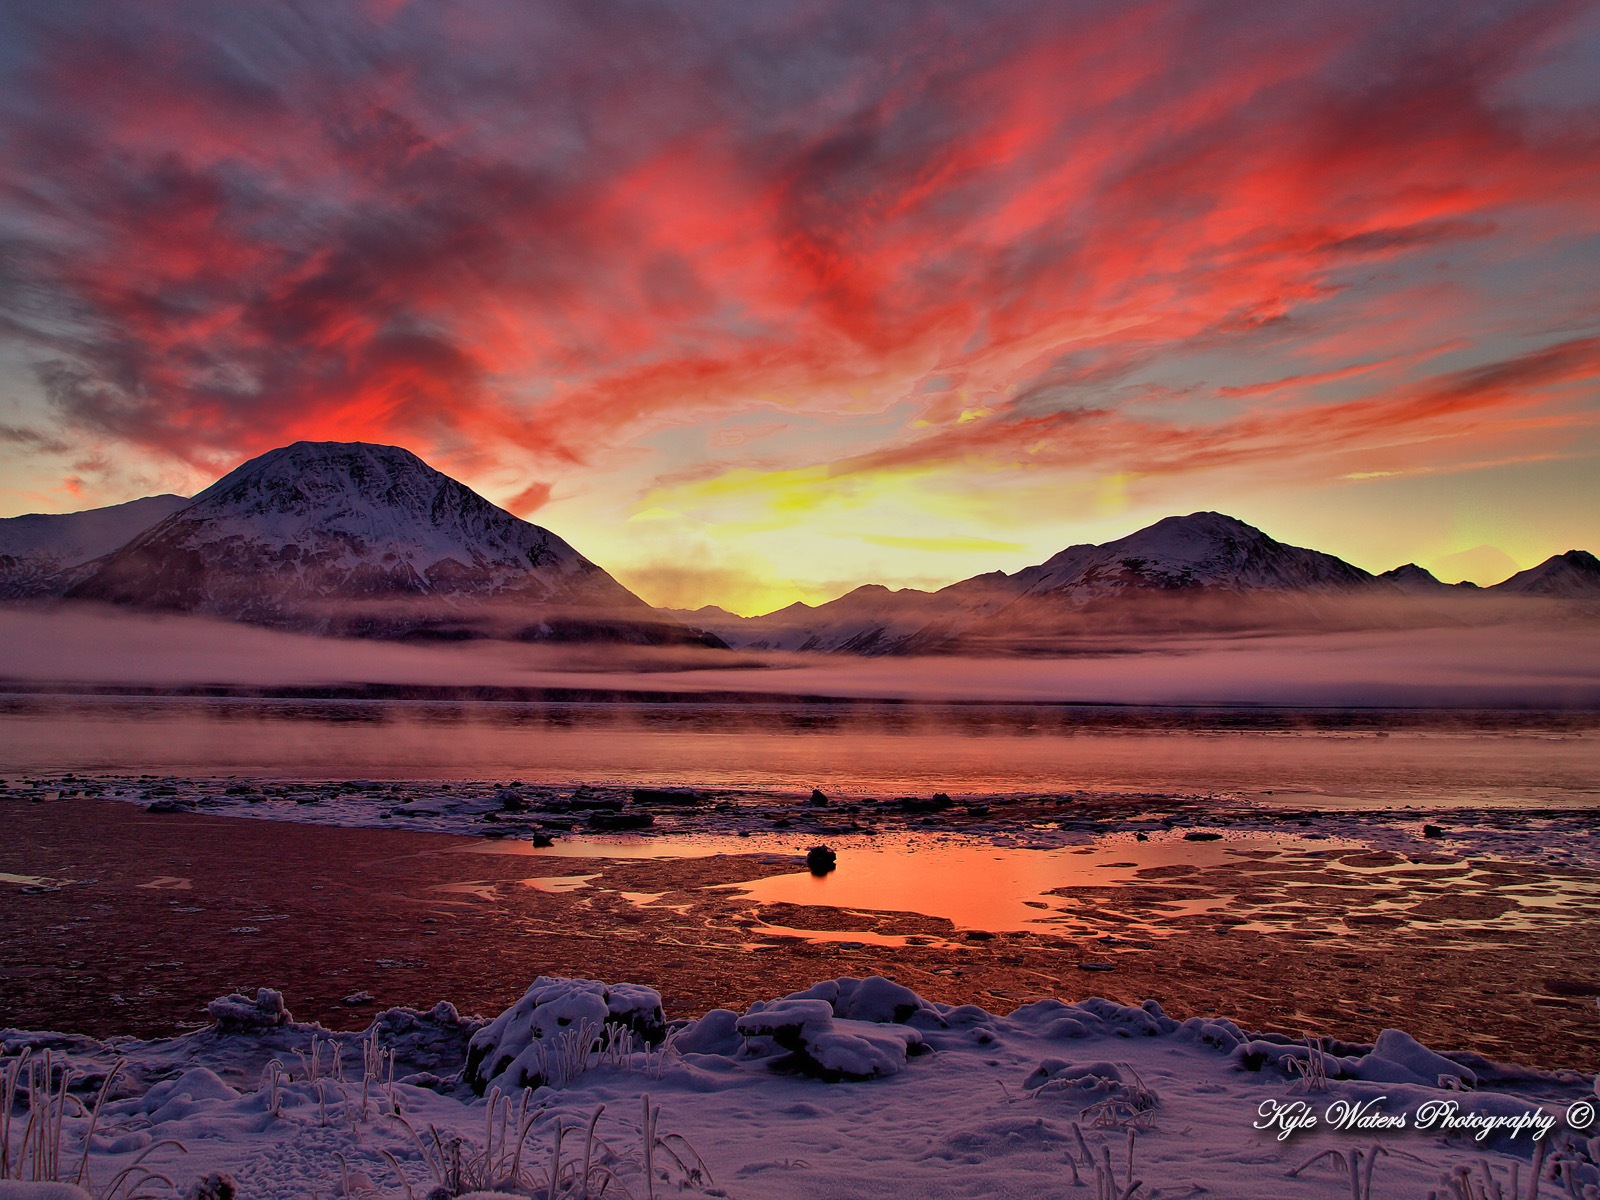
left=65, top=441, right=709, bottom=644
left=0, top=494, right=190, bottom=598
left=1491, top=550, right=1600, bottom=599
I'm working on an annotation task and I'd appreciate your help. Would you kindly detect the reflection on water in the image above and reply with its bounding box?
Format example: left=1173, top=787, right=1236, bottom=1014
left=729, top=834, right=1251, bottom=933
left=1, top=694, right=1596, bottom=804
left=451, top=830, right=1600, bottom=947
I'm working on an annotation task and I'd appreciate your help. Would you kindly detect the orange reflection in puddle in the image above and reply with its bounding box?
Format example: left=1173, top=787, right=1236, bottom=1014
left=729, top=834, right=1295, bottom=935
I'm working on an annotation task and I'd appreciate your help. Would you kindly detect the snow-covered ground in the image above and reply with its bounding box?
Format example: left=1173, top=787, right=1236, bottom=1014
left=3, top=975, right=1597, bottom=1200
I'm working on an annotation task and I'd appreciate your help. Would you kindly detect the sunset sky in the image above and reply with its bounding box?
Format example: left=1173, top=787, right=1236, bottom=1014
left=1, top=0, right=1598, bottom=613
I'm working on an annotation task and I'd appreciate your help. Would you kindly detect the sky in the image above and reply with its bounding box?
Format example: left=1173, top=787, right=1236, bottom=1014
left=0, top=0, right=1597, bottom=615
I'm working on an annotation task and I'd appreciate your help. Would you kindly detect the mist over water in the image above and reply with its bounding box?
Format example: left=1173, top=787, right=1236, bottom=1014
left=1, top=693, right=1595, bottom=805
left=1, top=605, right=1597, bottom=802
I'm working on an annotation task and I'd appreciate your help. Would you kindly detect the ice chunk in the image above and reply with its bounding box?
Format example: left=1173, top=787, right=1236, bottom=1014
left=204, top=988, right=291, bottom=1032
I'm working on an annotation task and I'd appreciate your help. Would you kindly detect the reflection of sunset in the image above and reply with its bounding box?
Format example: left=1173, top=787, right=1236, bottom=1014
left=1, top=1, right=1597, bottom=610
left=735, top=839, right=1239, bottom=935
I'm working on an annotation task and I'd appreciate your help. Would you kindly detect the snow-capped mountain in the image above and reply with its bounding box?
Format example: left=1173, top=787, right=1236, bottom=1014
left=1491, top=550, right=1600, bottom=598
left=1004, top=511, right=1373, bottom=599
left=0, top=493, right=190, bottom=598
left=675, top=512, right=1600, bottom=654
left=674, top=513, right=1383, bottom=653
left=64, top=441, right=709, bottom=643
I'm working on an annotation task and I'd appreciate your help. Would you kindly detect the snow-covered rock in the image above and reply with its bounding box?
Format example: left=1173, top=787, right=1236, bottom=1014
left=734, top=997, right=927, bottom=1081
left=465, top=977, right=666, bottom=1094
left=206, top=988, right=293, bottom=1032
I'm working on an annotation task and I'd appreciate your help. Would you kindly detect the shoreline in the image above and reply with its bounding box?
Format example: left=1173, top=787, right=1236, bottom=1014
left=4, top=794, right=1597, bottom=1072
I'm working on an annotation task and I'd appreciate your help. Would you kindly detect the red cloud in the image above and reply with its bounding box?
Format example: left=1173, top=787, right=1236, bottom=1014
left=0, top=0, right=1596, bottom=496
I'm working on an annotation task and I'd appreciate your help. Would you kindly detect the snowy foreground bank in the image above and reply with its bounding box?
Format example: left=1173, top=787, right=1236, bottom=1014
left=3, top=976, right=1598, bottom=1200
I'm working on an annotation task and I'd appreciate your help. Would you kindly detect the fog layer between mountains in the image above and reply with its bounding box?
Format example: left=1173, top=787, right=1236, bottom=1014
left=2, top=604, right=1597, bottom=707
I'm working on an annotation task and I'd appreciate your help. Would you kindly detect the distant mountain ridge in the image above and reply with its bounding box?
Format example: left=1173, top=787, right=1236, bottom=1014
left=1494, top=550, right=1600, bottom=598
left=670, top=513, right=1600, bottom=653
left=0, top=494, right=191, bottom=598
left=4, top=447, right=1595, bottom=652
left=48, top=441, right=713, bottom=644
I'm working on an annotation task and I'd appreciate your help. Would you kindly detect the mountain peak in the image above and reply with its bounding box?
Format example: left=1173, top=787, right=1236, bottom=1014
left=1378, top=563, right=1451, bottom=592
left=1493, top=549, right=1600, bottom=598
left=1018, top=511, right=1370, bottom=597
left=63, top=440, right=700, bottom=642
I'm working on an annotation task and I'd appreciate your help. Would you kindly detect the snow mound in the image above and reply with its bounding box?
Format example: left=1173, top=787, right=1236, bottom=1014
left=365, top=1000, right=480, bottom=1080
left=1354, top=1028, right=1479, bottom=1089
left=734, top=999, right=926, bottom=1082
left=206, top=988, right=292, bottom=1032
left=465, top=977, right=666, bottom=1095
left=781, top=975, right=938, bottom=1025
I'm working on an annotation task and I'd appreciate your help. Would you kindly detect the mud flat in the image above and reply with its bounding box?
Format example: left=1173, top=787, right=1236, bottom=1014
left=3, top=794, right=1597, bottom=1071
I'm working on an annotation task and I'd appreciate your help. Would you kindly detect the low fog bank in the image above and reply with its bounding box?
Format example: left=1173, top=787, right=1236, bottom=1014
left=2, top=602, right=1598, bottom=708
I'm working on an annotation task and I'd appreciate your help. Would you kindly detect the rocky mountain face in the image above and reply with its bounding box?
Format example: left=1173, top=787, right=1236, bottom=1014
left=0, top=494, right=190, bottom=598
left=57, top=441, right=714, bottom=645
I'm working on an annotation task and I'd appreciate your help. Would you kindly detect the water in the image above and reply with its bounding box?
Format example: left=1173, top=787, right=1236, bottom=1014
left=1, top=693, right=1595, bottom=806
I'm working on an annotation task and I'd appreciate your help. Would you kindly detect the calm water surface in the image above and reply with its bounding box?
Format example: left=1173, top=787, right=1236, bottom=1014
left=1, top=693, right=1595, bottom=806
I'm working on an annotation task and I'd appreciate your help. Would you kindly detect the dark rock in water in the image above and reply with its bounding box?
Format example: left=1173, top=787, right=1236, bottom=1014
left=1183, top=830, right=1222, bottom=841
left=497, top=789, right=528, bottom=812
left=589, top=810, right=654, bottom=831
left=809, top=788, right=830, bottom=806
left=899, top=794, right=953, bottom=814
left=1422, top=824, right=1445, bottom=839
left=965, top=803, right=990, bottom=817
left=1077, top=962, right=1116, bottom=972
left=145, top=799, right=189, bottom=814
left=1135, top=832, right=1150, bottom=842
left=562, top=793, right=624, bottom=812
left=806, top=845, right=837, bottom=874
left=631, top=787, right=701, bottom=805
left=530, top=832, right=555, bottom=848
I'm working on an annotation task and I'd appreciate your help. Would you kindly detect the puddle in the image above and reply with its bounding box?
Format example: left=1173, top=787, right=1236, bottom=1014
left=721, top=834, right=1331, bottom=939
left=520, top=875, right=595, bottom=893
left=455, top=827, right=1597, bottom=947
